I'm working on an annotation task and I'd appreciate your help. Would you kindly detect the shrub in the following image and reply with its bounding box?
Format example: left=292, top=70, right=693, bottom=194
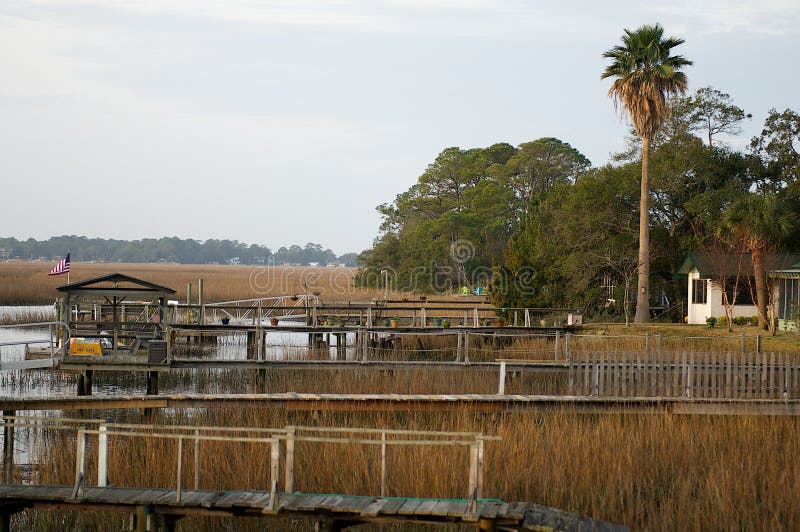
left=706, top=316, right=717, bottom=328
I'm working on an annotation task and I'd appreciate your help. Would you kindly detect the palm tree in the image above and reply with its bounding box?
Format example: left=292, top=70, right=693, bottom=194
left=720, top=193, right=794, bottom=330
left=602, top=24, right=692, bottom=323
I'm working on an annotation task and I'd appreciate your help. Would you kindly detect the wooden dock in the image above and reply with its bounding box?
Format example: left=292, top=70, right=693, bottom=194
left=1, top=393, right=799, bottom=415
left=0, top=485, right=626, bottom=531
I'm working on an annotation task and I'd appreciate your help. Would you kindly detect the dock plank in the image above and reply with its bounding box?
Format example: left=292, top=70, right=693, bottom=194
left=397, top=499, right=422, bottom=515
left=430, top=499, right=468, bottom=517
left=375, top=498, right=406, bottom=516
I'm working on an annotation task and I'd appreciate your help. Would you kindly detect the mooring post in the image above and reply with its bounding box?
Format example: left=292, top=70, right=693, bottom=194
left=268, top=439, right=281, bottom=512
left=147, top=371, right=159, bottom=395
left=285, top=426, right=295, bottom=494
left=194, top=429, right=201, bottom=490
left=380, top=431, right=387, bottom=497
left=98, top=425, right=108, bottom=487
left=77, top=371, right=93, bottom=397
left=554, top=331, right=560, bottom=360
left=198, top=278, right=204, bottom=326
left=3, top=411, right=14, bottom=484
left=74, top=429, right=88, bottom=499
left=498, top=362, right=506, bottom=395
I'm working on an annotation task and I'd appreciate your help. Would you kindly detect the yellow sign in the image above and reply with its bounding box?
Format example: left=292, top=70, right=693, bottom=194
left=69, top=339, right=102, bottom=356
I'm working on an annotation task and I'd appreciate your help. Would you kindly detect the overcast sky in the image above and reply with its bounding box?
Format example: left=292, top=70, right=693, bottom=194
left=2, top=1, right=799, bottom=254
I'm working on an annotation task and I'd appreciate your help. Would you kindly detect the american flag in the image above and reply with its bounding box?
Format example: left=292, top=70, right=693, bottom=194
left=48, top=253, right=70, bottom=276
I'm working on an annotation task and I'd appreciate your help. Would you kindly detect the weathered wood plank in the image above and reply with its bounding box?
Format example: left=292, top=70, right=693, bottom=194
left=375, top=497, right=407, bottom=516
left=397, top=499, right=422, bottom=515
left=413, top=499, right=438, bottom=515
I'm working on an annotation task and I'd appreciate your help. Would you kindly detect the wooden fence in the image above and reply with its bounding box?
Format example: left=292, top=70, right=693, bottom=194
left=567, top=350, right=800, bottom=399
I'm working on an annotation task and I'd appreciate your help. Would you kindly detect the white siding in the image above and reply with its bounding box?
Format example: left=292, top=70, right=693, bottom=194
left=686, top=269, right=758, bottom=324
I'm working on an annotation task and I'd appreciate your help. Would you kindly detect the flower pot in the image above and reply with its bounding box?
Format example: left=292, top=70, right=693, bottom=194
left=270, top=318, right=279, bottom=326
left=442, top=320, right=451, bottom=328
left=221, top=317, right=230, bottom=325
left=390, top=318, right=399, bottom=328
left=433, top=317, right=443, bottom=327
left=540, top=319, right=547, bottom=327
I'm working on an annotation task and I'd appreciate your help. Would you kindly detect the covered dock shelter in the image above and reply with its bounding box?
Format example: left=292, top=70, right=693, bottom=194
left=57, top=273, right=175, bottom=357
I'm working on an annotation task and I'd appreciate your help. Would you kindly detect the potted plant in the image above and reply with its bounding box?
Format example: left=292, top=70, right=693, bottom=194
left=221, top=317, right=230, bottom=325
left=433, top=317, right=443, bottom=327
left=270, top=317, right=279, bottom=326
left=441, top=320, right=451, bottom=328
left=389, top=318, right=399, bottom=328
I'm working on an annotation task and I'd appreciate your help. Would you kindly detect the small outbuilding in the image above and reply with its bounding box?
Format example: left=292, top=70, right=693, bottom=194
left=675, top=252, right=800, bottom=329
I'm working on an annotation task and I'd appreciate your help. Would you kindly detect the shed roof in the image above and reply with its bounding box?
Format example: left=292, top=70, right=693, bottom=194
left=675, top=252, right=800, bottom=279
left=57, top=272, right=175, bottom=298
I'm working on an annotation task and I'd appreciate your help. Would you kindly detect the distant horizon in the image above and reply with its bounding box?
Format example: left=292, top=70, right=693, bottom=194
left=0, top=234, right=363, bottom=258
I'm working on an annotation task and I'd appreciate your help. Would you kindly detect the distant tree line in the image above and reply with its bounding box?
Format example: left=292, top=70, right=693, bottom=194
left=357, top=83, right=800, bottom=324
left=0, top=236, right=359, bottom=266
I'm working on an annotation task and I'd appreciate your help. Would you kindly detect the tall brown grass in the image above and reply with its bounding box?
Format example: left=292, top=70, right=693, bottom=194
left=19, top=409, right=800, bottom=531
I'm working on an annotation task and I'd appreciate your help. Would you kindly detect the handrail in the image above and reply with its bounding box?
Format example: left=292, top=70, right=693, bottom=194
left=0, top=321, right=70, bottom=366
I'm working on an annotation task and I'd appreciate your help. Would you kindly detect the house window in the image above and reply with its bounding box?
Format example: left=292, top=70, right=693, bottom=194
left=779, top=278, right=800, bottom=321
left=692, top=279, right=707, bottom=304
left=724, top=281, right=754, bottom=306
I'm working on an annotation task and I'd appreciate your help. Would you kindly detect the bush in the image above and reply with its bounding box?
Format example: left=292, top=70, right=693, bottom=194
left=706, top=316, right=717, bottom=328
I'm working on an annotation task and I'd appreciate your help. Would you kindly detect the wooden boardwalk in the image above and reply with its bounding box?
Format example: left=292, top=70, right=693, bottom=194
left=1, top=393, right=799, bottom=415
left=0, top=484, right=626, bottom=531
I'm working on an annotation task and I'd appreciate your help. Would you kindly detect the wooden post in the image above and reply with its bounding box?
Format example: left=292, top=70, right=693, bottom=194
left=175, top=437, right=183, bottom=502
left=565, top=333, right=571, bottom=360
left=2, top=411, right=14, bottom=484
left=285, top=426, right=295, bottom=494
left=269, top=439, right=281, bottom=511
left=198, top=278, right=204, bottom=326
left=592, top=352, right=599, bottom=396
left=74, top=429, right=88, bottom=498
left=468, top=443, right=478, bottom=502
left=194, top=429, right=201, bottom=490
left=524, top=309, right=531, bottom=327
left=741, top=333, right=746, bottom=356
left=464, top=331, right=470, bottom=364
left=380, top=431, right=387, bottom=498
left=98, top=425, right=108, bottom=487
left=457, top=331, right=463, bottom=363
left=554, top=332, right=560, bottom=361
left=147, top=371, right=159, bottom=395
left=756, top=334, right=762, bottom=354
left=498, top=362, right=506, bottom=395
left=473, top=308, right=479, bottom=328
left=477, top=439, right=484, bottom=500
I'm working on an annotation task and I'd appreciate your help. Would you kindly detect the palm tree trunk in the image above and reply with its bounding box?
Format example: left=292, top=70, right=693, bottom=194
left=751, top=245, right=769, bottom=330
left=634, top=137, right=651, bottom=323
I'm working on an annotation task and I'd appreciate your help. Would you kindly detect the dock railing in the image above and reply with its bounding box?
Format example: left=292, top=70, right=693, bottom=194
left=0, top=418, right=502, bottom=512
left=0, top=321, right=70, bottom=370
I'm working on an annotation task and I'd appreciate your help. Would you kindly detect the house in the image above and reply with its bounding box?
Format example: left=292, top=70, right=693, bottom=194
left=676, top=252, right=800, bottom=328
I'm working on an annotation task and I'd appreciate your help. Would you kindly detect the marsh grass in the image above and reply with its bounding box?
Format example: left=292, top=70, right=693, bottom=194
left=0, top=262, right=392, bottom=305
left=21, top=409, right=800, bottom=531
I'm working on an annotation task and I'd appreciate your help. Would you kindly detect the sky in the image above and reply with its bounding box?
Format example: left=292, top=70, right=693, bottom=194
left=2, top=1, right=799, bottom=255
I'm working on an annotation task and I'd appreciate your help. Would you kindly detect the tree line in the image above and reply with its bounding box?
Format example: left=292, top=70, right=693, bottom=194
left=0, top=236, right=358, bottom=267
left=358, top=25, right=800, bottom=326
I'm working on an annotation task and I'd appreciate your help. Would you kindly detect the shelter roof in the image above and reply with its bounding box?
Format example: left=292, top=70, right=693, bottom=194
left=57, top=272, right=175, bottom=298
